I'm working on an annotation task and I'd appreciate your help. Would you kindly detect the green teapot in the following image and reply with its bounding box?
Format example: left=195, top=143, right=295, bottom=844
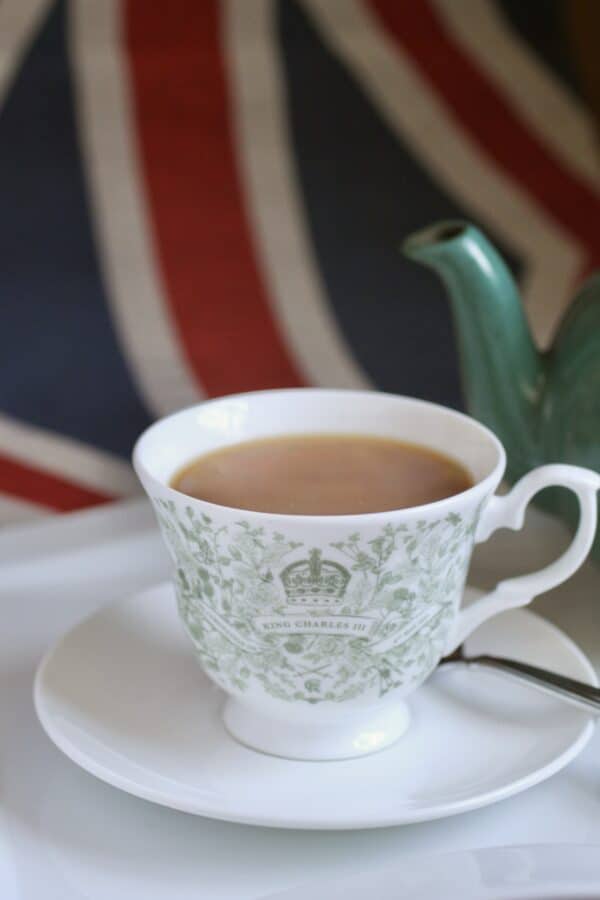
left=403, top=220, right=600, bottom=560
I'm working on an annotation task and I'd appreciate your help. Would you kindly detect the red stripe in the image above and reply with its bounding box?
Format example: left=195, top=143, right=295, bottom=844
left=0, top=453, right=113, bottom=512
left=367, top=0, right=600, bottom=264
left=123, top=0, right=304, bottom=395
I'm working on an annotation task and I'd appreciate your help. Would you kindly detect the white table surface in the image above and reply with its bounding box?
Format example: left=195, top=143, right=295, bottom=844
left=2, top=498, right=600, bottom=899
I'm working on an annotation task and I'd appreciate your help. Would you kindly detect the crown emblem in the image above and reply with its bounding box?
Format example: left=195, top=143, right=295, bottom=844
left=280, top=549, right=350, bottom=608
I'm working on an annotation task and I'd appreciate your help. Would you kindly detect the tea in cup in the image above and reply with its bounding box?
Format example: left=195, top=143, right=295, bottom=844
left=134, top=389, right=599, bottom=760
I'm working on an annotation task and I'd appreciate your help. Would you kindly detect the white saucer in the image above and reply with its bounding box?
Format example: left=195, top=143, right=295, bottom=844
left=34, top=583, right=596, bottom=830
left=265, top=845, right=600, bottom=899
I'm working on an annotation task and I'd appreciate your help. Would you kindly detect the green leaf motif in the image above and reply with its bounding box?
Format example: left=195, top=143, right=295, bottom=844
left=153, top=498, right=479, bottom=704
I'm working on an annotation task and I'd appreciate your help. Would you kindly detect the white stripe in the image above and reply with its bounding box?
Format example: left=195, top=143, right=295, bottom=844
left=0, top=414, right=139, bottom=496
left=300, top=0, right=583, bottom=349
left=0, top=0, right=51, bottom=106
left=223, top=0, right=371, bottom=389
left=0, top=493, right=52, bottom=527
left=432, top=0, right=600, bottom=191
left=68, top=0, right=203, bottom=416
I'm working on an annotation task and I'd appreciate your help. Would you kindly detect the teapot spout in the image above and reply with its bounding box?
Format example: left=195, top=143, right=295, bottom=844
left=403, top=221, right=544, bottom=479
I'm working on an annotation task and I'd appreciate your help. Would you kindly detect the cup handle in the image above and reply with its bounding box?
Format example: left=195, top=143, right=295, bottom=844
left=445, top=464, right=600, bottom=654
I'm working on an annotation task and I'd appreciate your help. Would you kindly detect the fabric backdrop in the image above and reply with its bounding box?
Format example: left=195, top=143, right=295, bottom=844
left=1, top=0, right=599, bottom=525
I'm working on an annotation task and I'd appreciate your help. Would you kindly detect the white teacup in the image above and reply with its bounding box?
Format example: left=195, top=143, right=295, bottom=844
left=134, top=389, right=599, bottom=760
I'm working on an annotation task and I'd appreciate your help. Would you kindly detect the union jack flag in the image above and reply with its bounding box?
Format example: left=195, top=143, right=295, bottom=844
left=1, top=0, right=598, bottom=525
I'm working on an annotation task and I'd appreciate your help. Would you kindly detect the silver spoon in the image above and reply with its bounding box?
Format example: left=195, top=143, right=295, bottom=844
left=439, top=645, right=600, bottom=715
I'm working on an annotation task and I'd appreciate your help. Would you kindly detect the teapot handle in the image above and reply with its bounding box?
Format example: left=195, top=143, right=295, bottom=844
left=445, top=465, right=600, bottom=653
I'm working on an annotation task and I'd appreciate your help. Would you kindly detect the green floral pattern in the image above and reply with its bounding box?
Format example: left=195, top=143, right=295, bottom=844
left=153, top=499, right=479, bottom=703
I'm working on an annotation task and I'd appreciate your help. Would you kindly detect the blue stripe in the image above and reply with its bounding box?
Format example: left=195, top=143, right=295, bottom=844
left=496, top=0, right=583, bottom=100
left=277, top=0, right=523, bottom=410
left=0, top=0, right=152, bottom=457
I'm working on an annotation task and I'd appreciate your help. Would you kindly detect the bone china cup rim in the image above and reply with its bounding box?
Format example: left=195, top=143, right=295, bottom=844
left=132, top=388, right=506, bottom=523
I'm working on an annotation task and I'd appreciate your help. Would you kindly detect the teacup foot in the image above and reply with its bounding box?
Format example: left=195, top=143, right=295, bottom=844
left=223, top=698, right=411, bottom=761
